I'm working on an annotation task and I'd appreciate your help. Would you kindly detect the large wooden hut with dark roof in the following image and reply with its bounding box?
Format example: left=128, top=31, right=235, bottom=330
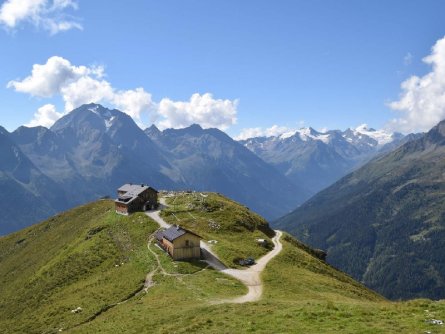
left=115, top=183, right=158, bottom=215
left=157, top=225, right=202, bottom=260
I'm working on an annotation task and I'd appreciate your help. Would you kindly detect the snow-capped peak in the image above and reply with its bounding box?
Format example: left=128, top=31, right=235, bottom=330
left=88, top=104, right=113, bottom=119
left=355, top=124, right=375, bottom=132
left=353, top=124, right=393, bottom=145
left=277, top=127, right=331, bottom=143
left=296, top=127, right=330, bottom=143
left=279, top=130, right=297, bottom=139
left=87, top=105, right=116, bottom=130
left=88, top=105, right=100, bottom=115
left=239, top=124, right=397, bottom=147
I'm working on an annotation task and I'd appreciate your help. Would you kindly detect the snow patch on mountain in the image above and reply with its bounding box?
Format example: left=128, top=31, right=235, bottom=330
left=298, top=128, right=330, bottom=143
left=278, top=127, right=331, bottom=143
left=88, top=105, right=99, bottom=115
left=279, top=130, right=297, bottom=139
left=239, top=124, right=396, bottom=147
left=105, top=116, right=115, bottom=130
left=353, top=124, right=394, bottom=146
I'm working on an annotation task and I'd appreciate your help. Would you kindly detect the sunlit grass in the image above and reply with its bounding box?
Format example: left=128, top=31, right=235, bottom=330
left=1, top=197, right=445, bottom=333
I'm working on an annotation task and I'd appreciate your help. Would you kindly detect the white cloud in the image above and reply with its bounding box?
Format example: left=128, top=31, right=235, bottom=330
left=389, top=36, right=445, bottom=133
left=61, top=76, right=114, bottom=111
left=0, top=0, right=45, bottom=27
left=234, top=127, right=264, bottom=140
left=157, top=93, right=238, bottom=130
left=9, top=56, right=238, bottom=130
left=235, top=125, right=293, bottom=140
left=112, top=88, right=155, bottom=121
left=0, top=0, right=81, bottom=34
left=26, top=103, right=64, bottom=127
left=8, top=56, right=102, bottom=97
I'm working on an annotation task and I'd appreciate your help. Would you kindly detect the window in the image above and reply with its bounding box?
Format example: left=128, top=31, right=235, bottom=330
left=185, top=240, right=190, bottom=247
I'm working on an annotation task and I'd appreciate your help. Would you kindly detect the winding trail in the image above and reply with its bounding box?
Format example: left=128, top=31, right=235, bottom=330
left=145, top=197, right=283, bottom=304
left=210, top=231, right=282, bottom=304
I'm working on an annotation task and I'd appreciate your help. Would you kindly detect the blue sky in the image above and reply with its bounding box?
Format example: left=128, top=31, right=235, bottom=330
left=2, top=0, right=445, bottom=138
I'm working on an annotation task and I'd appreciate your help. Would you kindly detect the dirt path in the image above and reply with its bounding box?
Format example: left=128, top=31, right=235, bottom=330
left=144, top=198, right=171, bottom=229
left=211, top=230, right=283, bottom=304
left=145, top=196, right=283, bottom=304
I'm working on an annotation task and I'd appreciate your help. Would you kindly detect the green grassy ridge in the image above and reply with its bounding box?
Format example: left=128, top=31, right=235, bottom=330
left=0, top=200, right=160, bottom=333
left=71, top=232, right=445, bottom=333
left=0, top=196, right=255, bottom=333
left=1, top=196, right=445, bottom=333
left=161, top=192, right=275, bottom=267
left=263, top=233, right=384, bottom=303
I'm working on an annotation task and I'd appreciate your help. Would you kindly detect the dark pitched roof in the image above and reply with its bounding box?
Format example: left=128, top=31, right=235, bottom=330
left=155, top=230, right=164, bottom=241
left=118, top=184, right=148, bottom=195
left=161, top=225, right=202, bottom=242
left=115, top=183, right=158, bottom=204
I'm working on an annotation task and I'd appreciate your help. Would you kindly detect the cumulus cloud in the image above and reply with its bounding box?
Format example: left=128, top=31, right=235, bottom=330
left=112, top=88, right=155, bottom=121
left=0, top=0, right=82, bottom=34
left=235, top=125, right=293, bottom=140
left=61, top=76, right=114, bottom=111
left=26, top=103, right=64, bottom=127
left=9, top=56, right=238, bottom=129
left=389, top=36, right=445, bottom=133
left=157, top=93, right=238, bottom=130
left=8, top=56, right=102, bottom=97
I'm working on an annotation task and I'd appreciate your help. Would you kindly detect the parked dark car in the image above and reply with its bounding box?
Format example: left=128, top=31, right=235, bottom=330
left=239, top=257, right=255, bottom=266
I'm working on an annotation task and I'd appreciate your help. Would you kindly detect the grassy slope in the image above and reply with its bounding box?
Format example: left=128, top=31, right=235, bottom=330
left=0, top=198, right=246, bottom=333
left=160, top=192, right=275, bottom=267
left=72, top=232, right=445, bottom=334
left=1, top=196, right=445, bottom=333
left=0, top=200, right=160, bottom=333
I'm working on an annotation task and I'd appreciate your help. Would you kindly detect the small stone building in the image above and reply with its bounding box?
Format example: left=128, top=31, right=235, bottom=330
left=115, top=183, right=158, bottom=215
left=157, top=225, right=202, bottom=260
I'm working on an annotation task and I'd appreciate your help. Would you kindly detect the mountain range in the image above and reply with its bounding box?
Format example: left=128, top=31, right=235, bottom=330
left=275, top=119, right=445, bottom=300
left=2, top=103, right=445, bottom=301
left=239, top=125, right=417, bottom=195
left=0, top=103, right=308, bottom=234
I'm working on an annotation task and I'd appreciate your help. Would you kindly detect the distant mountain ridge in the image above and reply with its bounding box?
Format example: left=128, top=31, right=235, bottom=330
left=275, top=119, right=445, bottom=300
left=0, top=103, right=308, bottom=234
left=239, top=125, right=411, bottom=195
left=145, top=123, right=308, bottom=219
left=0, top=126, right=67, bottom=234
left=11, top=104, right=176, bottom=208
left=0, top=103, right=421, bottom=235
